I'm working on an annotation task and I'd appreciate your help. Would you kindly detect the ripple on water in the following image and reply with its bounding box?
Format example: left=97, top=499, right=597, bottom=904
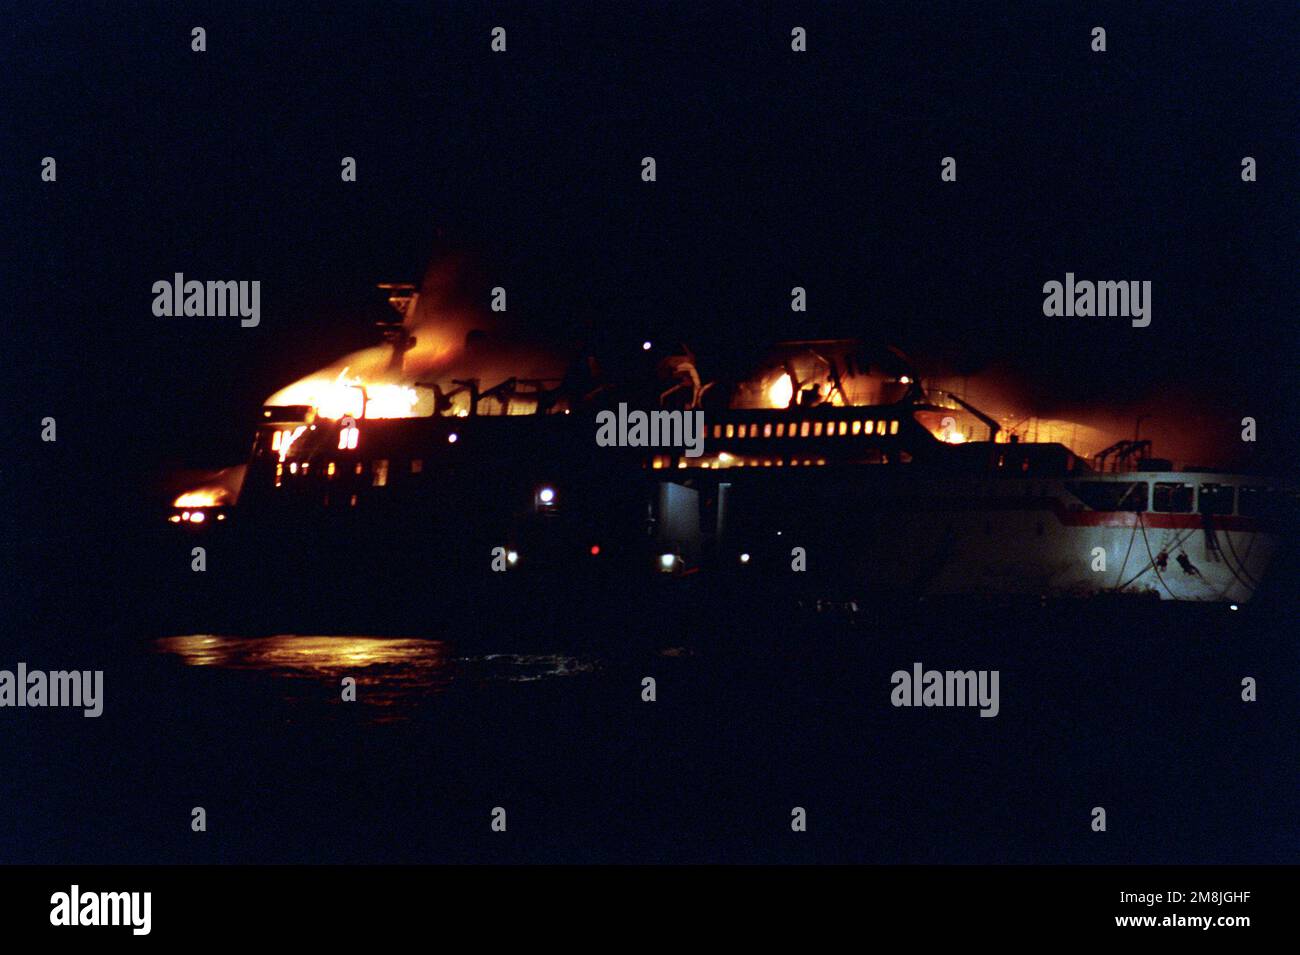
left=153, top=635, right=601, bottom=719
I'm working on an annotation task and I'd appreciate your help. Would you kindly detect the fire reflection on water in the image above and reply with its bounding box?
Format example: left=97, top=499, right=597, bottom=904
left=154, top=635, right=599, bottom=720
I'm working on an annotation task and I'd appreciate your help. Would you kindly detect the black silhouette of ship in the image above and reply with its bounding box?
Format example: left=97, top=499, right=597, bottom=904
left=167, top=283, right=1288, bottom=605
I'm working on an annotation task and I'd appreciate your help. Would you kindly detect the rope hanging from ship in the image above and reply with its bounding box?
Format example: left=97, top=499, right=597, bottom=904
left=1113, top=519, right=1198, bottom=600
left=1103, top=482, right=1259, bottom=601
left=1110, top=519, right=1141, bottom=596
left=1220, top=523, right=1263, bottom=589
left=1205, top=519, right=1262, bottom=595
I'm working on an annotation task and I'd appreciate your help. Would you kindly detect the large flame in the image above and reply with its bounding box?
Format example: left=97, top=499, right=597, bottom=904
left=765, top=373, right=794, bottom=409
left=171, top=465, right=247, bottom=508
left=269, top=368, right=428, bottom=420
left=732, top=342, right=914, bottom=410
left=264, top=257, right=566, bottom=421
left=174, top=488, right=228, bottom=508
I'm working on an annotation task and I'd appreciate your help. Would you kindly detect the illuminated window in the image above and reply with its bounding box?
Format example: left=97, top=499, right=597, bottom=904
left=289, top=462, right=298, bottom=474
left=713, top=425, right=722, bottom=438
left=800, top=421, right=810, bottom=437
left=838, top=421, right=848, bottom=436
left=326, top=461, right=336, bottom=477
left=726, top=424, right=734, bottom=438
left=852, top=421, right=861, bottom=435
left=890, top=420, right=900, bottom=435
left=813, top=422, right=823, bottom=436
left=763, top=423, right=772, bottom=438
left=354, top=462, right=363, bottom=475
left=865, top=420, right=874, bottom=434
left=271, top=430, right=283, bottom=451
left=877, top=420, right=886, bottom=435
left=776, top=423, right=785, bottom=437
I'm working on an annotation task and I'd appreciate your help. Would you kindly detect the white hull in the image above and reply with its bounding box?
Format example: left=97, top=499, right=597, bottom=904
left=709, top=471, right=1283, bottom=603
left=860, top=500, right=1277, bottom=603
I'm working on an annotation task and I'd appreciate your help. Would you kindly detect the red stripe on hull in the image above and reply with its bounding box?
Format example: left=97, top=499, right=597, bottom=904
left=1056, top=511, right=1265, bottom=531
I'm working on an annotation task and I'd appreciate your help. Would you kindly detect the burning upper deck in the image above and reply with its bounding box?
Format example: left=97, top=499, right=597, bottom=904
left=250, top=250, right=1143, bottom=474
left=263, top=258, right=571, bottom=423
left=728, top=340, right=921, bottom=411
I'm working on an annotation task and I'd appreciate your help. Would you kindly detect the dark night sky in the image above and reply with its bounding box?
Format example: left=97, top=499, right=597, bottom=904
left=0, top=1, right=1296, bottom=874
left=6, top=1, right=1297, bottom=480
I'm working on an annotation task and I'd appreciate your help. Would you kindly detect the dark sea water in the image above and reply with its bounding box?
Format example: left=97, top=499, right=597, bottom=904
left=3, top=583, right=1295, bottom=864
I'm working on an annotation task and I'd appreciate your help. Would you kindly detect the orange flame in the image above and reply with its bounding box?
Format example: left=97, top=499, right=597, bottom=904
left=268, top=368, right=428, bottom=420
left=765, top=373, right=794, bottom=409
left=174, top=487, right=229, bottom=508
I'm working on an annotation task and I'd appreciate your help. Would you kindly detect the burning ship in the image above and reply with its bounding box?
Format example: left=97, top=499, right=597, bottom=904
left=167, top=268, right=1289, bottom=607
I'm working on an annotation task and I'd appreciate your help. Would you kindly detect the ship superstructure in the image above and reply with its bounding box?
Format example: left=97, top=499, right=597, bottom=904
left=166, top=294, right=1289, bottom=604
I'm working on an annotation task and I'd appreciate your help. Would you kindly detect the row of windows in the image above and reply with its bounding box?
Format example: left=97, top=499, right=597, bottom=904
left=1067, top=480, right=1278, bottom=516
left=653, top=455, right=830, bottom=470
left=711, top=419, right=900, bottom=440
left=268, top=424, right=359, bottom=456
left=274, top=457, right=423, bottom=488
left=649, top=450, right=914, bottom=469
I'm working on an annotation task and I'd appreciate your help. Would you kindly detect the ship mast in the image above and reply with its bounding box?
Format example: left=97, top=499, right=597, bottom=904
left=376, top=282, right=418, bottom=374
